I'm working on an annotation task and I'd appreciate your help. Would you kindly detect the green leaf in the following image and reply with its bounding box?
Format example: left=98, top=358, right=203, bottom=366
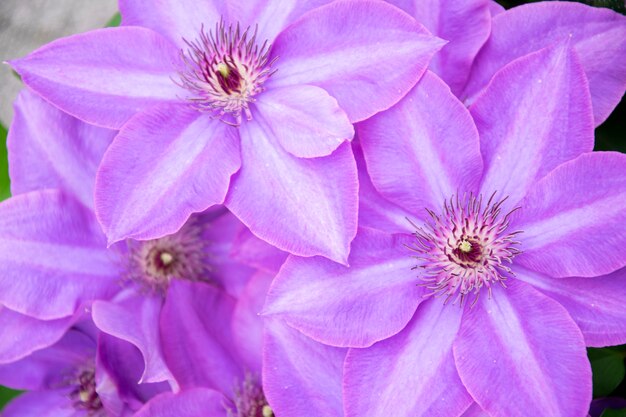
left=0, top=386, right=20, bottom=409
left=589, top=347, right=626, bottom=397
left=106, top=12, right=121, bottom=28
left=601, top=408, right=626, bottom=417
left=0, top=122, right=11, bottom=202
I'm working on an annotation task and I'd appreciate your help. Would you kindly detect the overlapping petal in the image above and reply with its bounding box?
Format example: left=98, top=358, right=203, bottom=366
left=487, top=1, right=505, bottom=16
left=518, top=267, right=626, bottom=347
left=515, top=152, right=626, bottom=278
left=263, top=318, right=345, bottom=417
left=475, top=41, right=594, bottom=207
left=160, top=281, right=242, bottom=395
left=453, top=280, right=591, bottom=417
left=8, top=89, right=115, bottom=209
left=120, top=0, right=224, bottom=48
left=386, top=0, right=491, bottom=94
left=92, top=293, right=172, bottom=384
left=264, top=228, right=420, bottom=347
left=255, top=84, right=353, bottom=158
left=231, top=272, right=272, bottom=373
left=225, top=112, right=357, bottom=264
left=358, top=71, right=483, bottom=217
left=201, top=212, right=256, bottom=298
left=460, top=403, right=489, bottom=417
left=231, top=227, right=288, bottom=275
left=0, top=329, right=93, bottom=390
left=9, top=27, right=183, bottom=129
left=355, top=145, right=413, bottom=235
left=0, top=308, right=75, bottom=364
left=0, top=190, right=119, bottom=319
left=95, top=105, right=240, bottom=244
left=344, top=299, right=472, bottom=417
left=133, top=388, right=227, bottom=417
left=464, top=1, right=626, bottom=125
left=96, top=333, right=170, bottom=414
left=226, top=0, right=335, bottom=43
left=268, top=0, right=445, bottom=122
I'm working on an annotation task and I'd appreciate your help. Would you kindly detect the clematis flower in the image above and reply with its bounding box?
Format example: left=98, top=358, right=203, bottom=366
left=9, top=0, right=444, bottom=263
left=264, top=41, right=626, bottom=417
left=0, top=322, right=168, bottom=417
left=385, top=0, right=626, bottom=125
left=133, top=273, right=345, bottom=417
left=1, top=89, right=281, bottom=386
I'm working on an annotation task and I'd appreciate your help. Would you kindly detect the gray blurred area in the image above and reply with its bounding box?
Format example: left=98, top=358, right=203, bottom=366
left=0, top=0, right=117, bottom=126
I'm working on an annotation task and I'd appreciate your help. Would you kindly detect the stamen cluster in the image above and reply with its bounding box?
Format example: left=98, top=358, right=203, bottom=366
left=228, top=374, right=274, bottom=417
left=125, top=217, right=212, bottom=293
left=69, top=368, right=103, bottom=416
left=408, top=193, right=522, bottom=306
left=177, top=20, right=277, bottom=125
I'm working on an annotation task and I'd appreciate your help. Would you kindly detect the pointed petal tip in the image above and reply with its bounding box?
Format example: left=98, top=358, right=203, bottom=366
left=434, top=36, right=449, bottom=49
left=105, top=233, right=122, bottom=248
left=327, top=249, right=350, bottom=267
left=260, top=294, right=288, bottom=317
left=258, top=307, right=275, bottom=317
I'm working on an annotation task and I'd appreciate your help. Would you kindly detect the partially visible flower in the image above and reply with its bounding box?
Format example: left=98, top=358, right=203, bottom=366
left=0, top=322, right=167, bottom=417
left=264, top=42, right=626, bottom=417
left=133, top=272, right=345, bottom=417
left=386, top=0, right=626, bottom=125
left=132, top=279, right=270, bottom=417
left=462, top=1, right=626, bottom=125
left=10, top=0, right=445, bottom=263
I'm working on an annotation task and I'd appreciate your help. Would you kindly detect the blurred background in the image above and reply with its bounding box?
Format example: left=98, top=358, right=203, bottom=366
left=0, top=0, right=624, bottom=415
left=0, top=0, right=117, bottom=126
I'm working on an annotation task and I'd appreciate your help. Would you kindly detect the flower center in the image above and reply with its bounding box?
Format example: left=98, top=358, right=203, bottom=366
left=177, top=20, right=277, bottom=126
left=70, top=368, right=103, bottom=415
left=408, top=193, right=522, bottom=306
left=228, top=374, right=273, bottom=417
left=126, top=216, right=212, bottom=293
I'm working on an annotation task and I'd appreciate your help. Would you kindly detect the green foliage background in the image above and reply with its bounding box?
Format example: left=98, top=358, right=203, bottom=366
left=0, top=4, right=624, bottom=415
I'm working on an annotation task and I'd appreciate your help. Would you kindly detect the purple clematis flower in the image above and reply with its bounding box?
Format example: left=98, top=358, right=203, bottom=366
left=9, top=0, right=445, bottom=263
left=1, top=89, right=283, bottom=386
left=264, top=41, right=626, bottom=417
